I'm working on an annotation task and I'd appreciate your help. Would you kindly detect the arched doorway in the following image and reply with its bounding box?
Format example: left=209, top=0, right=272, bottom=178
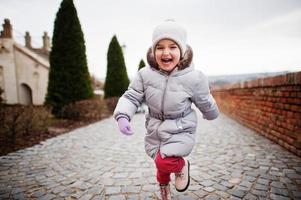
left=19, top=83, right=32, bottom=105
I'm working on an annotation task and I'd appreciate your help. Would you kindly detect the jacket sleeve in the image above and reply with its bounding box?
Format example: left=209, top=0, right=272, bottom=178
left=113, top=71, right=144, bottom=121
left=192, top=72, right=219, bottom=120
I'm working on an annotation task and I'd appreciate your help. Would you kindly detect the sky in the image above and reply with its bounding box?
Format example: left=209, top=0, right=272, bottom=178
left=1, top=0, right=301, bottom=79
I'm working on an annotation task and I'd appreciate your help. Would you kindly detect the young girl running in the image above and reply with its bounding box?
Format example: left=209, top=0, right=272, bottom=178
left=114, top=20, right=219, bottom=199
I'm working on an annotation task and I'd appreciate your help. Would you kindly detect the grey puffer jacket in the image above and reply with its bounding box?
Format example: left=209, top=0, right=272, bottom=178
left=114, top=46, right=219, bottom=160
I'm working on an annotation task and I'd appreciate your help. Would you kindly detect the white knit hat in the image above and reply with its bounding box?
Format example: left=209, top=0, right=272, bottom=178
left=152, top=20, right=187, bottom=58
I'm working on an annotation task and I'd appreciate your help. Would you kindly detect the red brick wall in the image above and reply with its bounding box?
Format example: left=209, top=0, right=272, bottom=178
left=211, top=71, right=301, bottom=156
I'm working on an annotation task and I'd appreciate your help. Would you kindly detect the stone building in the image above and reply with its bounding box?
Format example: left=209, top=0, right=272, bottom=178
left=0, top=19, right=50, bottom=105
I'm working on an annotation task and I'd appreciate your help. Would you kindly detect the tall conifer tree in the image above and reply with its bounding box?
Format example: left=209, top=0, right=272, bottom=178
left=138, top=59, right=146, bottom=70
left=104, top=35, right=130, bottom=98
left=45, top=0, right=93, bottom=116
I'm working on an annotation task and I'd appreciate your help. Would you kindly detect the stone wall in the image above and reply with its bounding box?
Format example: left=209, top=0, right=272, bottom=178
left=14, top=43, right=49, bottom=105
left=0, top=39, right=19, bottom=104
left=211, top=71, right=301, bottom=156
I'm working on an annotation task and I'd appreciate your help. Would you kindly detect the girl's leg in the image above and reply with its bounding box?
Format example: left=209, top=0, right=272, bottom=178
left=159, top=183, right=171, bottom=200
left=155, top=151, right=184, bottom=200
left=155, top=151, right=185, bottom=184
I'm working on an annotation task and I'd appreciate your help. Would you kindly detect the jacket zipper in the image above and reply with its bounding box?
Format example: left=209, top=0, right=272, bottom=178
left=161, top=76, right=169, bottom=116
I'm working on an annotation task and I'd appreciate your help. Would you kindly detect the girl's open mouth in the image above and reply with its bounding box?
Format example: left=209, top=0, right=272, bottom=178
left=161, top=58, right=173, bottom=63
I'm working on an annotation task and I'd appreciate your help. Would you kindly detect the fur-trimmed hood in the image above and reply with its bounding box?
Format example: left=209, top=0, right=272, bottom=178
left=146, top=45, right=193, bottom=71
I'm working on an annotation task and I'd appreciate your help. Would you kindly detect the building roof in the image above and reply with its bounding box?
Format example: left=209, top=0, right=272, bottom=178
left=14, top=42, right=49, bottom=69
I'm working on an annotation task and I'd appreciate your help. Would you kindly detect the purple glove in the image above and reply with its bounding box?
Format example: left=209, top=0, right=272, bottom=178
left=117, top=117, right=134, bottom=136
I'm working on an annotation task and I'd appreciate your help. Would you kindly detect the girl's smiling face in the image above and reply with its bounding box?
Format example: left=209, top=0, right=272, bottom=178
left=155, top=39, right=181, bottom=72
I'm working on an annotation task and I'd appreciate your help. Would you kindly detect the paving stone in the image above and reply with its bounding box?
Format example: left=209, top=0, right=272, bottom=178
left=105, top=186, right=121, bottom=195
left=130, top=178, right=148, bottom=186
left=271, top=167, right=279, bottom=171
left=71, top=191, right=85, bottom=199
left=142, top=184, right=157, bottom=192
left=229, top=196, right=242, bottom=200
left=253, top=183, right=268, bottom=191
left=146, top=176, right=157, bottom=184
left=204, top=194, right=223, bottom=200
left=0, top=193, right=10, bottom=199
left=113, top=179, right=132, bottom=186
left=245, top=171, right=260, bottom=178
left=279, top=177, right=293, bottom=184
left=98, top=178, right=114, bottom=186
left=189, top=184, right=202, bottom=191
left=243, top=176, right=256, bottom=182
left=51, top=186, right=65, bottom=194
left=251, top=189, right=267, bottom=197
left=192, top=190, right=208, bottom=198
left=176, top=193, right=199, bottom=200
left=0, top=188, right=10, bottom=195
left=121, top=185, right=141, bottom=193
left=270, top=194, right=290, bottom=200
left=243, top=193, right=258, bottom=200
left=40, top=193, right=56, bottom=200
left=139, top=192, right=154, bottom=199
left=126, top=194, right=139, bottom=200
left=32, top=189, right=46, bottom=198
left=203, top=187, right=215, bottom=192
left=292, top=191, right=301, bottom=199
left=113, top=173, right=128, bottom=179
left=128, top=172, right=142, bottom=178
left=231, top=170, right=244, bottom=177
left=270, top=170, right=284, bottom=177
left=259, top=165, right=270, bottom=170
left=61, top=179, right=77, bottom=185
left=293, top=167, right=301, bottom=173
left=215, top=190, right=230, bottom=198
left=200, top=180, right=215, bottom=187
left=236, top=185, right=251, bottom=191
left=256, top=178, right=269, bottom=185
left=239, top=181, right=253, bottom=189
left=107, top=194, right=126, bottom=200
left=228, top=178, right=241, bottom=184
left=213, top=183, right=228, bottom=191
left=270, top=187, right=289, bottom=197
left=78, top=193, right=94, bottom=200
left=285, top=173, right=301, bottom=179
left=270, top=181, right=286, bottom=189
left=286, top=183, right=298, bottom=191
left=11, top=187, right=26, bottom=194
left=229, top=189, right=247, bottom=198
left=296, top=179, right=301, bottom=184
left=87, top=185, right=104, bottom=195
left=12, top=192, right=26, bottom=200
left=260, top=174, right=278, bottom=181
left=58, top=188, right=76, bottom=198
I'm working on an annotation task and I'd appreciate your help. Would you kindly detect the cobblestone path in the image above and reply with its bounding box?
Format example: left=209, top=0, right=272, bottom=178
left=1, top=113, right=301, bottom=200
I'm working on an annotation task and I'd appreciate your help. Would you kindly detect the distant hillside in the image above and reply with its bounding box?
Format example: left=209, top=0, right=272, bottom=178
left=208, top=71, right=291, bottom=86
